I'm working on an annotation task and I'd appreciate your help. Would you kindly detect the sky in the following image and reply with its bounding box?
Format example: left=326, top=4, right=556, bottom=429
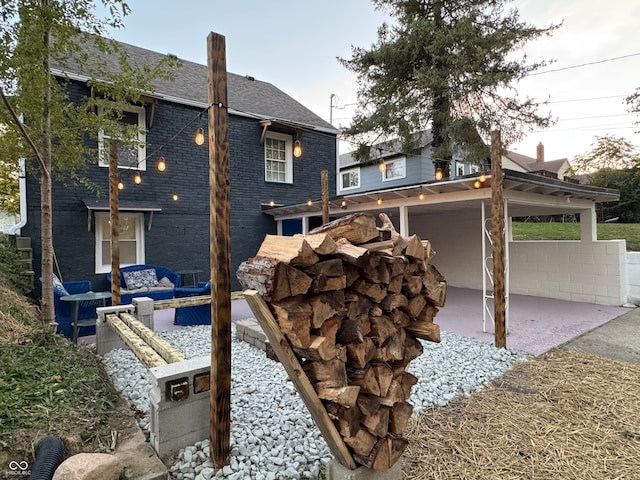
left=102, top=0, right=640, bottom=162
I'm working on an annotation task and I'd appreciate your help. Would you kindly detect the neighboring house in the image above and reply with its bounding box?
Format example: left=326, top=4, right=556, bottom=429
left=338, top=131, right=484, bottom=195
left=19, top=38, right=338, bottom=292
left=503, top=142, right=572, bottom=180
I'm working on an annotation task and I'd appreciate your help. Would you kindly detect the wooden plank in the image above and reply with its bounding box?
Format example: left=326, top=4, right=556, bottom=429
left=106, top=314, right=166, bottom=369
left=154, top=295, right=211, bottom=310
left=119, top=312, right=185, bottom=363
left=208, top=31, right=231, bottom=467
left=244, top=290, right=357, bottom=470
left=257, top=235, right=319, bottom=266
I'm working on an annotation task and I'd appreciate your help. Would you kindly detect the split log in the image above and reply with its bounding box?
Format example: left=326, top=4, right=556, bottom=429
left=299, top=232, right=338, bottom=255
left=403, top=294, right=427, bottom=318
left=317, top=386, right=360, bottom=408
left=303, top=258, right=344, bottom=277
left=372, top=329, right=406, bottom=363
left=347, top=365, right=380, bottom=396
left=357, top=393, right=381, bottom=417
left=337, top=314, right=364, bottom=344
left=361, top=240, right=395, bottom=252
left=309, top=212, right=380, bottom=244
left=391, top=309, right=411, bottom=328
left=335, top=238, right=370, bottom=267
left=327, top=401, right=361, bottom=438
left=387, top=275, right=403, bottom=294
left=293, top=335, right=337, bottom=361
left=352, top=279, right=387, bottom=303
left=421, top=240, right=435, bottom=261
left=371, top=363, right=394, bottom=397
left=361, top=405, right=390, bottom=437
left=345, top=338, right=375, bottom=368
left=416, top=303, right=438, bottom=323
left=257, top=234, right=319, bottom=266
left=309, top=292, right=344, bottom=328
left=352, top=435, right=408, bottom=472
left=403, top=234, right=425, bottom=260
left=271, top=299, right=312, bottom=348
left=344, top=429, right=378, bottom=457
left=303, top=358, right=348, bottom=390
left=378, top=213, right=399, bottom=241
left=405, top=320, right=441, bottom=343
left=237, top=256, right=312, bottom=302
left=403, top=276, right=423, bottom=297
left=389, top=402, right=413, bottom=434
left=368, top=315, right=396, bottom=347
left=379, top=293, right=408, bottom=312
left=312, top=275, right=347, bottom=293
left=343, top=263, right=360, bottom=287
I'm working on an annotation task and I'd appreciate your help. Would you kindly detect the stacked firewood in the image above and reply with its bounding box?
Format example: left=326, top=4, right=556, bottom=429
left=237, top=213, right=446, bottom=471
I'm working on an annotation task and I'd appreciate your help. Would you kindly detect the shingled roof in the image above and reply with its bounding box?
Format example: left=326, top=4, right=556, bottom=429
left=52, top=36, right=337, bottom=133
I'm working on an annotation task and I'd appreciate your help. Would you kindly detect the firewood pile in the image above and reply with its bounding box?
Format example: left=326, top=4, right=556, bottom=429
left=237, top=212, right=446, bottom=471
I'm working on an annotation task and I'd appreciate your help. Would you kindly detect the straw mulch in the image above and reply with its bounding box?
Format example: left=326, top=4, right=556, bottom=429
left=403, top=349, right=640, bottom=479
left=0, top=284, right=40, bottom=344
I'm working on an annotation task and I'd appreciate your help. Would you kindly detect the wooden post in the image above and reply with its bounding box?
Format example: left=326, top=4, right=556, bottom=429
left=321, top=169, right=329, bottom=224
left=109, top=140, right=121, bottom=305
left=490, top=130, right=506, bottom=348
left=207, top=32, right=231, bottom=467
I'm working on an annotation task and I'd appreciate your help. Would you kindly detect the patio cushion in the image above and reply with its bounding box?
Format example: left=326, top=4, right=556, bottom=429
left=52, top=274, right=69, bottom=296
left=123, top=268, right=158, bottom=290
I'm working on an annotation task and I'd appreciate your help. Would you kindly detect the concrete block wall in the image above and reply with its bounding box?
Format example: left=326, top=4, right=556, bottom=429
left=149, top=355, right=211, bottom=459
left=509, top=240, right=627, bottom=306
left=626, top=251, right=640, bottom=302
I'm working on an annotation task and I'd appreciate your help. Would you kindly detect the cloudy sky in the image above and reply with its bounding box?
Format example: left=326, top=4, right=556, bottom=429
left=103, top=0, right=640, bottom=161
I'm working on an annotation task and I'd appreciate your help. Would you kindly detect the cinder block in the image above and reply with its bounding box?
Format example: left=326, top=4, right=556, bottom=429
left=326, top=459, right=402, bottom=480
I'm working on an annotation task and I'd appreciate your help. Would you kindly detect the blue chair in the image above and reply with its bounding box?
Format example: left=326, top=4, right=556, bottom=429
left=174, top=281, right=211, bottom=326
left=52, top=280, right=98, bottom=339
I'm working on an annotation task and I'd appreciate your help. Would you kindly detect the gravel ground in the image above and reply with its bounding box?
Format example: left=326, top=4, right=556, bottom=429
left=101, top=324, right=528, bottom=480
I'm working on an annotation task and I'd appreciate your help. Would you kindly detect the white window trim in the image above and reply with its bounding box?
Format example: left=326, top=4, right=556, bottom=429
left=381, top=157, right=406, bottom=182
left=340, top=167, right=361, bottom=191
left=98, top=105, right=147, bottom=170
left=264, top=131, right=293, bottom=184
left=94, top=212, right=145, bottom=274
left=455, top=161, right=465, bottom=177
left=470, top=164, right=480, bottom=173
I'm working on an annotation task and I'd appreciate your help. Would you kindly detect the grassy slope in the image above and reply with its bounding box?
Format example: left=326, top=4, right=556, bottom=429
left=511, top=222, right=640, bottom=251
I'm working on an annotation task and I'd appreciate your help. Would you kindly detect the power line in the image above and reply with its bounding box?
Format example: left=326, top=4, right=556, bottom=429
left=528, top=52, right=640, bottom=76
left=548, top=94, right=628, bottom=104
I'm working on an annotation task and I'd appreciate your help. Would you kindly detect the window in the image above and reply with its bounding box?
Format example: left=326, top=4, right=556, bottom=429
left=95, top=212, right=145, bottom=274
left=456, top=162, right=465, bottom=177
left=382, top=157, right=406, bottom=181
left=341, top=167, right=360, bottom=190
left=470, top=164, right=480, bottom=174
left=98, top=105, right=146, bottom=170
left=265, top=132, right=293, bottom=183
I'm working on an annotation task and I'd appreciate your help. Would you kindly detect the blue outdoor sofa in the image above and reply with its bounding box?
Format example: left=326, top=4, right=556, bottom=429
left=107, top=264, right=180, bottom=305
left=174, top=281, right=212, bottom=326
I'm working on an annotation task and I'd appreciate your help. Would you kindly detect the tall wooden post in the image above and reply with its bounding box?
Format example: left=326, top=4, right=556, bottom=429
left=490, top=130, right=506, bottom=348
left=207, top=32, right=231, bottom=467
left=109, top=140, right=121, bottom=305
left=321, top=169, right=329, bottom=224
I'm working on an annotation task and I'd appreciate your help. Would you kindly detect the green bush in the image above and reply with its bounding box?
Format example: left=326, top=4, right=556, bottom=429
left=0, top=234, right=32, bottom=294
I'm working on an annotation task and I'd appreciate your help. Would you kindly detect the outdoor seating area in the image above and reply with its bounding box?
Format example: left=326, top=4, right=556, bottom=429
left=106, top=264, right=180, bottom=304
left=174, top=281, right=212, bottom=326
left=52, top=277, right=99, bottom=340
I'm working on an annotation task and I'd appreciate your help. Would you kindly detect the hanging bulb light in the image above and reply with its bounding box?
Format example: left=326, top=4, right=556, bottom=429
left=307, top=199, right=313, bottom=206
left=117, top=179, right=124, bottom=190
left=157, top=156, right=166, bottom=172
left=435, top=168, right=443, bottom=180
left=377, top=197, right=382, bottom=205
left=293, top=140, right=302, bottom=158
left=479, top=173, right=487, bottom=183
left=269, top=200, right=275, bottom=207
left=378, top=160, right=386, bottom=173
left=419, top=189, right=425, bottom=200
left=134, top=172, right=142, bottom=185
left=172, top=192, right=179, bottom=201
left=194, top=128, right=205, bottom=146
left=341, top=200, right=347, bottom=209
left=474, top=180, right=482, bottom=189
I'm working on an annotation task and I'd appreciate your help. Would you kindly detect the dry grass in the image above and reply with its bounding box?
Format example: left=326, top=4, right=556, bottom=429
left=403, top=349, right=640, bottom=479
left=0, top=284, right=40, bottom=344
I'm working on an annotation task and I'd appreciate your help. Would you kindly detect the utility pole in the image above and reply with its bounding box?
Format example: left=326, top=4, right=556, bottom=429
left=109, top=140, right=121, bottom=305
left=207, top=32, right=231, bottom=467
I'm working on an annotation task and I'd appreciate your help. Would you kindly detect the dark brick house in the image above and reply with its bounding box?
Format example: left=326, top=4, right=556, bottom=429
left=22, top=39, right=338, bottom=292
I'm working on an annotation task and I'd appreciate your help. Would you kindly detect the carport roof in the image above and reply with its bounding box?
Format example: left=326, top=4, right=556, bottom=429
left=263, top=169, right=619, bottom=219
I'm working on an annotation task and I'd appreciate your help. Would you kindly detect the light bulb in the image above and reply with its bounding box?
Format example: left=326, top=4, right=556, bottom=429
left=195, top=128, right=205, bottom=146
left=172, top=193, right=178, bottom=201
left=379, top=161, right=386, bottom=173
left=307, top=199, right=312, bottom=206
left=341, top=200, right=347, bottom=208
left=377, top=198, right=382, bottom=205
left=435, top=169, right=443, bottom=180
left=117, top=180, right=124, bottom=190
left=479, top=173, right=487, bottom=183
left=157, top=157, right=166, bottom=172
left=419, top=192, right=425, bottom=200
left=269, top=200, right=275, bottom=207
left=293, top=140, right=302, bottom=158
left=474, top=180, right=482, bottom=189
left=134, top=173, right=142, bottom=184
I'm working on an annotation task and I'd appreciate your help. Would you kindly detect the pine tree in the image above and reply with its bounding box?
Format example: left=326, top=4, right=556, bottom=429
left=340, top=0, right=559, bottom=175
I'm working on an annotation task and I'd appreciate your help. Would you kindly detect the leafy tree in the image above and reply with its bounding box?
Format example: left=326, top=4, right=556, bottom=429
left=340, top=0, right=559, bottom=175
left=591, top=167, right=640, bottom=223
left=626, top=87, right=640, bottom=132
left=0, top=158, right=20, bottom=215
left=569, top=134, right=639, bottom=175
left=0, top=0, right=178, bottom=324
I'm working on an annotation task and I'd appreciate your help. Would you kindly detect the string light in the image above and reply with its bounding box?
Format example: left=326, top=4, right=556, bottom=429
left=157, top=156, right=166, bottom=172
left=293, top=140, right=302, bottom=158
left=377, top=197, right=382, bottom=205
left=172, top=192, right=179, bottom=201
left=133, top=172, right=142, bottom=184
left=307, top=199, right=313, bottom=206
left=341, top=200, right=347, bottom=209
left=435, top=168, right=443, bottom=180
left=418, top=187, right=425, bottom=200
left=479, top=173, right=487, bottom=183
left=474, top=180, right=482, bottom=189
left=378, top=160, right=386, bottom=173
left=117, top=179, right=124, bottom=190
left=269, top=200, right=275, bottom=207
left=194, top=128, right=205, bottom=146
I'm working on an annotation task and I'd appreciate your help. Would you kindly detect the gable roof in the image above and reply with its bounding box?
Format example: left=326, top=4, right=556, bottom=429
left=504, top=151, right=570, bottom=176
left=52, top=36, right=338, bottom=134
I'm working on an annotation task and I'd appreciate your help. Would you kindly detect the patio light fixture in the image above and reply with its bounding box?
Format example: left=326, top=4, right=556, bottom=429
left=435, top=168, right=443, bottom=180
left=293, top=139, right=302, bottom=158
left=157, top=156, right=166, bottom=172
left=133, top=172, right=142, bottom=184
left=194, top=128, right=205, bottom=146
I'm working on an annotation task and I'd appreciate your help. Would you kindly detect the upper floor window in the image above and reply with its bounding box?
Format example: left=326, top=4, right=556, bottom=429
left=94, top=212, right=145, bottom=274
left=98, top=105, right=146, bottom=170
left=265, top=132, right=293, bottom=183
left=341, top=167, right=360, bottom=190
left=382, top=157, right=406, bottom=181
left=456, top=162, right=465, bottom=176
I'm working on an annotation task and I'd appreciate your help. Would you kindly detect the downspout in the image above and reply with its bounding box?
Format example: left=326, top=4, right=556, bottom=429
left=7, top=158, right=27, bottom=235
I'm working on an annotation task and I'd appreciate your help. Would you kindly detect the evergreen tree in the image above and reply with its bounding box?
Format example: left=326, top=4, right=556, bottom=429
left=0, top=0, right=178, bottom=324
left=340, top=0, right=559, bottom=175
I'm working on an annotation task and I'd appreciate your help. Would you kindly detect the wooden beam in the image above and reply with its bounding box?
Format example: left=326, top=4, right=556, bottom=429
left=491, top=130, right=506, bottom=348
left=244, top=290, right=357, bottom=470
left=153, top=295, right=212, bottom=310
left=118, top=312, right=185, bottom=364
left=207, top=31, right=232, bottom=468
left=106, top=314, right=166, bottom=369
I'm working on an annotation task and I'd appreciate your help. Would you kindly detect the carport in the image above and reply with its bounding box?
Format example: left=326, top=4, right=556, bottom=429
left=263, top=170, right=625, bottom=335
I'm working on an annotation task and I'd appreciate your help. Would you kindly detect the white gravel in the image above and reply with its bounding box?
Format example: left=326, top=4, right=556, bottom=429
left=101, top=324, right=528, bottom=480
